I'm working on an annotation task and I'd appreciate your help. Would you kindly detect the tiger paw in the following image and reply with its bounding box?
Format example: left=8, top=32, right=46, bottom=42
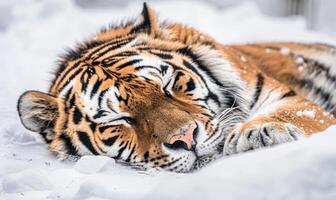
left=223, top=121, right=304, bottom=156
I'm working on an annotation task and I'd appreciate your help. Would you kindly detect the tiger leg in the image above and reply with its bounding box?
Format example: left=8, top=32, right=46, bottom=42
left=223, top=93, right=336, bottom=156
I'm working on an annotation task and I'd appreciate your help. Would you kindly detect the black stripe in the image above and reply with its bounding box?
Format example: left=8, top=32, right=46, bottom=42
left=150, top=51, right=173, bottom=59
left=222, top=90, right=240, bottom=109
left=135, top=65, right=161, bottom=74
left=77, top=131, right=99, bottom=155
left=98, top=125, right=113, bottom=133
left=143, top=151, right=149, bottom=160
left=87, top=37, right=133, bottom=60
left=39, top=131, right=49, bottom=143
left=102, top=136, right=119, bottom=146
left=173, top=71, right=184, bottom=89
left=125, top=144, right=136, bottom=162
left=80, top=70, right=88, bottom=93
left=182, top=60, right=202, bottom=79
left=304, top=58, right=336, bottom=87
left=73, top=106, right=83, bottom=124
left=90, top=39, right=130, bottom=60
left=182, top=59, right=220, bottom=105
left=89, top=123, right=97, bottom=133
left=299, top=79, right=334, bottom=111
left=90, top=40, right=133, bottom=63
left=114, top=90, right=129, bottom=105
left=66, top=40, right=104, bottom=61
left=185, top=78, right=196, bottom=92
left=250, top=73, right=264, bottom=109
left=113, top=51, right=139, bottom=57
left=63, top=86, right=73, bottom=100
left=92, top=110, right=108, bottom=119
left=93, top=135, right=106, bottom=154
left=114, top=143, right=128, bottom=160
left=106, top=116, right=135, bottom=124
left=98, top=89, right=108, bottom=108
left=55, top=61, right=81, bottom=82
left=101, top=58, right=119, bottom=67
left=68, top=95, right=76, bottom=107
left=56, top=63, right=83, bottom=92
left=51, top=62, right=68, bottom=88
left=206, top=92, right=220, bottom=107
left=164, top=61, right=183, bottom=71
left=80, top=66, right=96, bottom=93
left=61, top=70, right=84, bottom=95
left=177, top=47, right=224, bottom=87
left=59, top=133, right=78, bottom=156
left=160, top=65, right=169, bottom=75
left=163, top=78, right=173, bottom=97
left=116, top=59, right=142, bottom=71
left=90, top=79, right=102, bottom=98
left=39, top=129, right=53, bottom=144
left=100, top=52, right=139, bottom=67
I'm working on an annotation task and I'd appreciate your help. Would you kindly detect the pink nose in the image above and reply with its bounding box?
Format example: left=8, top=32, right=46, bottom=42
left=166, top=123, right=197, bottom=151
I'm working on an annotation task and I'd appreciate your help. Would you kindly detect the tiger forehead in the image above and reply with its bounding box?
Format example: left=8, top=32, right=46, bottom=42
left=67, top=36, right=190, bottom=70
left=52, top=44, right=202, bottom=97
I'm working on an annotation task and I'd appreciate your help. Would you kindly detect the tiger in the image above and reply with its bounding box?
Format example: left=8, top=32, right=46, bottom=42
left=17, top=3, right=336, bottom=173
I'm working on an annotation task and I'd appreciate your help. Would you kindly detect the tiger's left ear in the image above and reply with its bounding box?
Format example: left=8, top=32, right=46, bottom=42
left=132, top=3, right=159, bottom=36
left=17, top=90, right=59, bottom=133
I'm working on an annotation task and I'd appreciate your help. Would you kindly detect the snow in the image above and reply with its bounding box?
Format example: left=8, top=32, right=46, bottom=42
left=280, top=47, right=291, bottom=55
left=295, top=56, right=304, bottom=64
left=296, top=110, right=316, bottom=119
left=2, top=170, right=52, bottom=193
left=74, top=156, right=116, bottom=174
left=1, top=0, right=336, bottom=199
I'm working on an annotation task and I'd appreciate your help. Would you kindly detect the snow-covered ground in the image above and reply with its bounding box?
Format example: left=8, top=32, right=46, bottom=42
left=1, top=0, right=336, bottom=199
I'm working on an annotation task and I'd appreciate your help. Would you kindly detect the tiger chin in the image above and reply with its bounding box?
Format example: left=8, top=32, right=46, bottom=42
left=17, top=3, right=336, bottom=173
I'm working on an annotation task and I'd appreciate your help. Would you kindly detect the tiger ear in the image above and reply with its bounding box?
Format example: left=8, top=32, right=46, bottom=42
left=17, top=90, right=59, bottom=133
left=131, top=2, right=159, bottom=36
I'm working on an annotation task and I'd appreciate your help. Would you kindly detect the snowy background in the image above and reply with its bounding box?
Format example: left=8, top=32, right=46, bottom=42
left=1, top=0, right=336, bottom=199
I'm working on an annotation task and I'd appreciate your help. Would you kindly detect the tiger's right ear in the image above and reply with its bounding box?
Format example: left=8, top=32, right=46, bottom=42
left=131, top=2, right=159, bottom=36
left=18, top=90, right=59, bottom=133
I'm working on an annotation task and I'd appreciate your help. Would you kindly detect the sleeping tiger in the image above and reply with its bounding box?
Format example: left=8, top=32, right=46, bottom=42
left=17, top=3, right=336, bottom=173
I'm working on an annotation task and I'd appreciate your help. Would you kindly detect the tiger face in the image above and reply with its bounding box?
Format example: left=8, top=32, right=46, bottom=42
left=17, top=3, right=247, bottom=172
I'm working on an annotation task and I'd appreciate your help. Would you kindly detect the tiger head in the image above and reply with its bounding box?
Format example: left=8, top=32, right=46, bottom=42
left=17, top=3, right=247, bottom=172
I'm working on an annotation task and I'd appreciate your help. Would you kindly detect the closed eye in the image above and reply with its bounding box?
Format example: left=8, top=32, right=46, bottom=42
left=122, top=116, right=136, bottom=125
left=106, top=116, right=136, bottom=126
left=91, top=109, right=135, bottom=126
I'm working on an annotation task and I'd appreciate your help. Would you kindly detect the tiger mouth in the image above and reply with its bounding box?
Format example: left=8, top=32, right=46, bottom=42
left=63, top=141, right=224, bottom=173
left=62, top=122, right=229, bottom=173
left=191, top=139, right=226, bottom=171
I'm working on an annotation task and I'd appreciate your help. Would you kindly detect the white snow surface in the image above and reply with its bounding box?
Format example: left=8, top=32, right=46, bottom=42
left=1, top=0, right=336, bottom=199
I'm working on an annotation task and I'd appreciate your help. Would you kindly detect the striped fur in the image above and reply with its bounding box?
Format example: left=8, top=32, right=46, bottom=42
left=17, top=4, right=336, bottom=172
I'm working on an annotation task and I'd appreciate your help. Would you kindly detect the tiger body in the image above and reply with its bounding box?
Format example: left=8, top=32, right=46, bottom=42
left=18, top=4, right=336, bottom=172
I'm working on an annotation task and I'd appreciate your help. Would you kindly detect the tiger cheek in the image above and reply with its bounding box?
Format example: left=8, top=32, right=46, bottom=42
left=130, top=119, right=164, bottom=163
